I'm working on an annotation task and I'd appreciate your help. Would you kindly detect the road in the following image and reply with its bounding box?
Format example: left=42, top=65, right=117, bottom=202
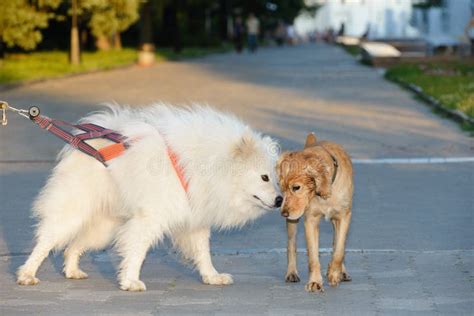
left=0, top=44, right=473, bottom=315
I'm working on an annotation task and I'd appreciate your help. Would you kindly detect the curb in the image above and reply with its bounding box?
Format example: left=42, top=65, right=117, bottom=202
left=388, top=77, right=474, bottom=126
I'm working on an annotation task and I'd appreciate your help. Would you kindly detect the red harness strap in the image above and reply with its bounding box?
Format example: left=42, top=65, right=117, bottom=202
left=31, top=115, right=189, bottom=191
left=167, top=147, right=188, bottom=192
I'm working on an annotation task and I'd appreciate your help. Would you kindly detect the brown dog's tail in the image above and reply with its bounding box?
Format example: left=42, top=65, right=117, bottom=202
left=304, top=133, right=317, bottom=148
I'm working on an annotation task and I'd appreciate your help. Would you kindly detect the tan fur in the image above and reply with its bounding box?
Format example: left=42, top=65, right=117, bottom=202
left=276, top=133, right=353, bottom=292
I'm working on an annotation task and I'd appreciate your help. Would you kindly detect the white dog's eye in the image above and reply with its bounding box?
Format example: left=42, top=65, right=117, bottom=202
left=292, top=185, right=301, bottom=192
left=261, top=174, right=269, bottom=182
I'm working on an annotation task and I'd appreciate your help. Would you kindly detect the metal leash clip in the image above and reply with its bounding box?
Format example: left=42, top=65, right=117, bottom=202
left=0, top=101, right=39, bottom=126
left=1, top=101, right=8, bottom=126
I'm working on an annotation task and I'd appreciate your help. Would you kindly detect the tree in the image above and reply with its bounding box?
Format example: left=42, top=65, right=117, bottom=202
left=85, top=0, right=141, bottom=50
left=70, top=0, right=81, bottom=65
left=0, top=0, right=61, bottom=56
left=412, top=0, right=443, bottom=9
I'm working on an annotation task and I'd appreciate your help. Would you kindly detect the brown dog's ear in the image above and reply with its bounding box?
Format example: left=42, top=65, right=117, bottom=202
left=304, top=133, right=317, bottom=149
left=276, top=152, right=291, bottom=181
left=306, top=157, right=331, bottom=200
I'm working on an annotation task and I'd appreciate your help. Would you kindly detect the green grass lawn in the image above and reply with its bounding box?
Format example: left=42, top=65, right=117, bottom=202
left=343, top=45, right=361, bottom=56
left=0, top=49, right=137, bottom=84
left=385, top=62, right=474, bottom=120
left=0, top=45, right=231, bottom=85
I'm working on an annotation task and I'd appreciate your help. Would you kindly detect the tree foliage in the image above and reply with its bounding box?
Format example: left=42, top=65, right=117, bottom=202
left=0, top=0, right=306, bottom=53
left=79, top=0, right=141, bottom=40
left=0, top=0, right=61, bottom=50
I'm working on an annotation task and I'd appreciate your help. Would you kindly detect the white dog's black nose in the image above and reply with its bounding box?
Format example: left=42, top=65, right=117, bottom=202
left=274, top=196, right=283, bottom=208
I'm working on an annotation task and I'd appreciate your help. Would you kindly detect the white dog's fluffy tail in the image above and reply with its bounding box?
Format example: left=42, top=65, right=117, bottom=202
left=33, top=143, right=119, bottom=250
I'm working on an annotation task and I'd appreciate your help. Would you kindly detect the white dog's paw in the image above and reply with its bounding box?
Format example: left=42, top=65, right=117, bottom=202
left=17, top=273, right=40, bottom=286
left=65, top=269, right=88, bottom=280
left=202, top=273, right=234, bottom=285
left=120, top=279, right=147, bottom=292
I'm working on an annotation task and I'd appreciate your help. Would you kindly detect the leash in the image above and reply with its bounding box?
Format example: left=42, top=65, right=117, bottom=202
left=1, top=101, right=188, bottom=191
left=1, top=101, right=127, bottom=167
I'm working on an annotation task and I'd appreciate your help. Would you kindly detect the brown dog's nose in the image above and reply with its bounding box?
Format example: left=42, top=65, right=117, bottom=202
left=281, top=210, right=289, bottom=218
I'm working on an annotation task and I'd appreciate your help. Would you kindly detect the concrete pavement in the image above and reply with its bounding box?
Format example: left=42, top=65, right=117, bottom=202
left=0, top=44, right=473, bottom=315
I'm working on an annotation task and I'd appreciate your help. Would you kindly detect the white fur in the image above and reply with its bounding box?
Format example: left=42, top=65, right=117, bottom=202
left=17, top=103, right=281, bottom=291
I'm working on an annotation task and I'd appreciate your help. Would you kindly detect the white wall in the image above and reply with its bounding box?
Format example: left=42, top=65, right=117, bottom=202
left=296, top=0, right=420, bottom=39
left=412, top=0, right=472, bottom=44
left=444, top=0, right=472, bottom=39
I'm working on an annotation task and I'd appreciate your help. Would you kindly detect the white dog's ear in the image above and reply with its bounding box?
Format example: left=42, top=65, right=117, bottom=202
left=233, top=132, right=257, bottom=159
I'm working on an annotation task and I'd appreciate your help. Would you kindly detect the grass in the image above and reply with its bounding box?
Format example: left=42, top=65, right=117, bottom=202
left=0, top=49, right=137, bottom=84
left=0, top=44, right=232, bottom=85
left=385, top=62, right=474, bottom=120
left=343, top=45, right=361, bottom=56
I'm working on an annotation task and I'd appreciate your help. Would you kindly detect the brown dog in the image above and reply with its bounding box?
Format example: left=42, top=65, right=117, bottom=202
left=277, top=133, right=353, bottom=292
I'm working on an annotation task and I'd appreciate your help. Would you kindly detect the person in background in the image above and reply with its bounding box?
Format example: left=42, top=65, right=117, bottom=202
left=361, top=23, right=370, bottom=41
left=465, top=16, right=474, bottom=56
left=246, top=13, right=260, bottom=53
left=275, top=20, right=286, bottom=46
left=338, top=23, right=345, bottom=37
left=233, top=16, right=244, bottom=53
left=286, top=25, right=296, bottom=45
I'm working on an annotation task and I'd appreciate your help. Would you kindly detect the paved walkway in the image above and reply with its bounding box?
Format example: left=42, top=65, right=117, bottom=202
left=0, top=44, right=473, bottom=315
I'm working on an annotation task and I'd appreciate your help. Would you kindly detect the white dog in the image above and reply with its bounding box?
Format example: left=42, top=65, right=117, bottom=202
left=17, top=104, right=282, bottom=291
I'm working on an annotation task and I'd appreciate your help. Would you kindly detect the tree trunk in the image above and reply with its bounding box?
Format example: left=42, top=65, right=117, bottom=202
left=219, top=0, right=229, bottom=41
left=171, top=1, right=181, bottom=53
left=96, top=35, right=111, bottom=51
left=139, top=1, right=153, bottom=46
left=70, top=0, right=81, bottom=65
left=0, top=40, right=5, bottom=60
left=113, top=33, right=122, bottom=50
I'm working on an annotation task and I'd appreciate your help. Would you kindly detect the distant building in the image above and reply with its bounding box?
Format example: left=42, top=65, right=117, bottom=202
left=297, top=0, right=420, bottom=39
left=412, top=0, right=472, bottom=47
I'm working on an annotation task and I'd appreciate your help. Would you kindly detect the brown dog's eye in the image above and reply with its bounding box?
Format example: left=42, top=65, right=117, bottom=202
left=292, top=185, right=301, bottom=192
left=261, top=174, right=269, bottom=182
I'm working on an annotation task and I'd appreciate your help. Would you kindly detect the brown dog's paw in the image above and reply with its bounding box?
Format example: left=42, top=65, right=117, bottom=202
left=305, top=281, right=324, bottom=293
left=342, top=271, right=352, bottom=282
left=327, top=269, right=343, bottom=287
left=285, top=271, right=300, bottom=283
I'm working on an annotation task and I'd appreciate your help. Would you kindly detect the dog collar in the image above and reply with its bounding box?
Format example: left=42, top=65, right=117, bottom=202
left=329, top=153, right=338, bottom=183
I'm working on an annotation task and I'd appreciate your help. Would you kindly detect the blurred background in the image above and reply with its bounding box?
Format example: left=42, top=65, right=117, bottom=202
left=1, top=1, right=473, bottom=61
left=0, top=0, right=473, bottom=122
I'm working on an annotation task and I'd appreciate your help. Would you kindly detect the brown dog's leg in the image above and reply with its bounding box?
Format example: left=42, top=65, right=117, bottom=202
left=331, top=219, right=351, bottom=283
left=328, top=211, right=351, bottom=287
left=304, top=214, right=323, bottom=292
left=285, top=220, right=300, bottom=282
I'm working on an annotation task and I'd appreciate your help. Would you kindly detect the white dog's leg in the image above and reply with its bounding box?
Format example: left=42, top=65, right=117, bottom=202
left=116, top=217, right=161, bottom=292
left=16, top=237, right=52, bottom=285
left=173, top=228, right=233, bottom=285
left=17, top=220, right=84, bottom=285
left=64, top=216, right=120, bottom=279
